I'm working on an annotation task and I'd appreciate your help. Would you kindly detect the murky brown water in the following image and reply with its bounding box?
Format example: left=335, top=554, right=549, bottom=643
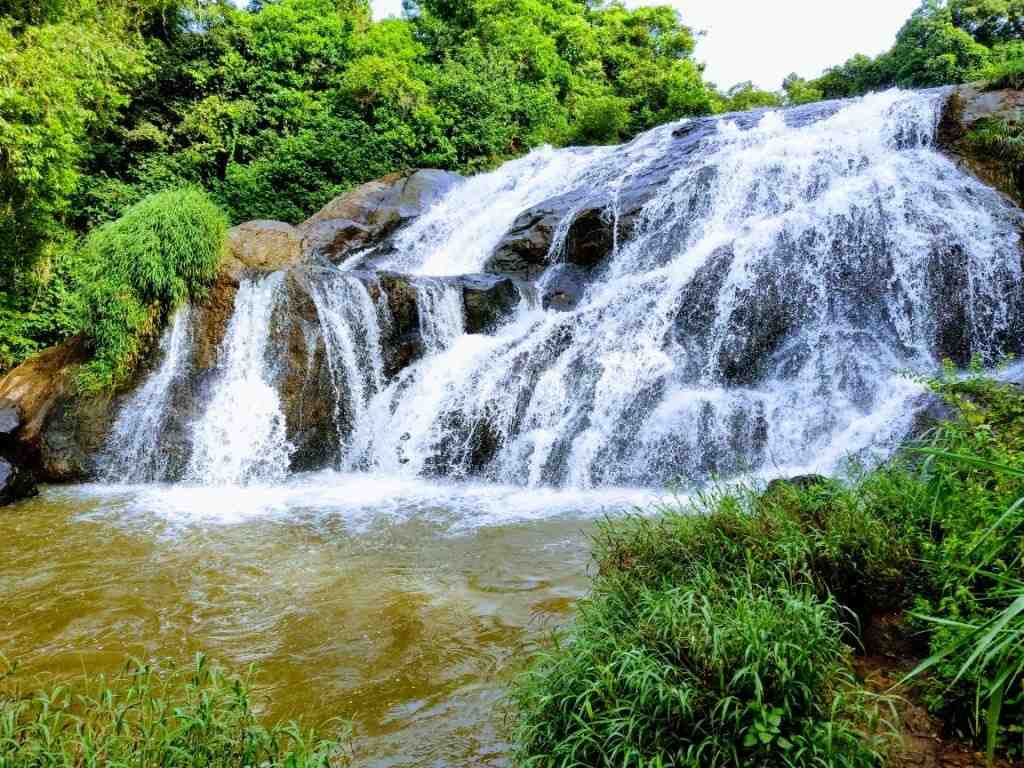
left=1, top=474, right=657, bottom=766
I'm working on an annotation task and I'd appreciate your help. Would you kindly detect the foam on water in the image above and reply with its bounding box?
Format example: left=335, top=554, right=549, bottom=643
left=186, top=274, right=294, bottom=485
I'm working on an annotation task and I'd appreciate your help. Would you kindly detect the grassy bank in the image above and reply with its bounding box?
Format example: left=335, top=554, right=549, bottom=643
left=511, top=371, right=1024, bottom=767
left=0, top=654, right=349, bottom=768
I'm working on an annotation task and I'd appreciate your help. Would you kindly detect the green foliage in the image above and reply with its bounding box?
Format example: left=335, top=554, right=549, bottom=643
left=511, top=480, right=905, bottom=767
left=719, top=81, right=784, bottom=112
left=0, top=2, right=147, bottom=288
left=512, top=572, right=888, bottom=768
left=74, top=188, right=227, bottom=391
left=0, top=653, right=350, bottom=767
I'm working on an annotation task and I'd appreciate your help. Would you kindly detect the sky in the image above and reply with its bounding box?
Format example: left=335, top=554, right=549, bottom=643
left=370, top=0, right=922, bottom=91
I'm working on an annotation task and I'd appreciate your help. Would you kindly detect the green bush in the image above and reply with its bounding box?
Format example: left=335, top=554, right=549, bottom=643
left=511, top=570, right=888, bottom=768
left=74, top=187, right=227, bottom=392
left=0, top=654, right=349, bottom=768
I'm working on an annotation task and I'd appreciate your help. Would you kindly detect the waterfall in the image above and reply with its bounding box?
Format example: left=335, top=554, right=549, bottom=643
left=101, top=306, right=193, bottom=483
left=110, top=89, right=1024, bottom=492
left=416, top=279, right=465, bottom=353
left=186, top=274, right=294, bottom=485
left=353, top=90, right=1023, bottom=487
left=307, top=269, right=387, bottom=466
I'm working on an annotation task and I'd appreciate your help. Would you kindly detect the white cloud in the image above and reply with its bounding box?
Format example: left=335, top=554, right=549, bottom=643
left=369, top=0, right=920, bottom=91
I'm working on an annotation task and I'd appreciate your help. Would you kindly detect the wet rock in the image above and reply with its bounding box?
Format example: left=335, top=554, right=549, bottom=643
left=370, top=272, right=425, bottom=377
left=0, top=457, right=37, bottom=506
left=486, top=193, right=632, bottom=278
left=906, top=392, right=960, bottom=443
left=222, top=220, right=304, bottom=282
left=0, top=338, right=89, bottom=453
left=540, top=264, right=589, bottom=312
left=460, top=274, right=520, bottom=332
left=300, top=170, right=463, bottom=264
left=38, top=393, right=113, bottom=482
left=301, top=218, right=374, bottom=262
left=272, top=270, right=338, bottom=471
left=0, top=399, right=19, bottom=443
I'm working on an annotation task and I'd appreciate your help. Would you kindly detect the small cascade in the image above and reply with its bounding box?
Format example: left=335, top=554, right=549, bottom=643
left=416, top=279, right=465, bottom=353
left=307, top=269, right=387, bottom=466
left=101, top=306, right=193, bottom=483
left=186, top=274, right=294, bottom=485
left=377, top=146, right=615, bottom=276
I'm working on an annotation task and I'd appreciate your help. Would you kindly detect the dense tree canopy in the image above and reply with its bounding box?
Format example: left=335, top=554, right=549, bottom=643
left=0, top=0, right=725, bottom=372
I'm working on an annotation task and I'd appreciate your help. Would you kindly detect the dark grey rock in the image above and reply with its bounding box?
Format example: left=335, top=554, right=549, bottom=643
left=0, top=457, right=37, bottom=506
left=541, top=264, right=590, bottom=312
left=460, top=274, right=520, bottom=332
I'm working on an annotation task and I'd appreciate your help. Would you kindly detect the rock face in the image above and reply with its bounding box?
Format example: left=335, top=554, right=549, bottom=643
left=222, top=220, right=304, bottom=281
left=937, top=86, right=1024, bottom=207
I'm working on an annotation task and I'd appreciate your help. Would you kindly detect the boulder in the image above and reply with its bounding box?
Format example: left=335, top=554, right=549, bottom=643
left=540, top=264, right=589, bottom=312
left=0, top=457, right=37, bottom=506
left=300, top=219, right=374, bottom=262
left=0, top=337, right=89, bottom=451
left=300, top=169, right=463, bottom=264
left=460, top=274, right=520, bottom=332
left=221, top=220, right=304, bottom=282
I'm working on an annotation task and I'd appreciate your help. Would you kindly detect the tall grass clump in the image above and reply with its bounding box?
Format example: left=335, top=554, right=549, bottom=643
left=74, top=187, right=227, bottom=392
left=510, top=485, right=899, bottom=768
left=0, top=654, right=349, bottom=768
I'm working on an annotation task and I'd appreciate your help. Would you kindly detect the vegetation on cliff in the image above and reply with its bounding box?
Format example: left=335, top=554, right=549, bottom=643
left=511, top=370, right=1024, bottom=766
left=0, top=654, right=349, bottom=767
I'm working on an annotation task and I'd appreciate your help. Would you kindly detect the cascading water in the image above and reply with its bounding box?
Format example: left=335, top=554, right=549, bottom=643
left=416, top=279, right=465, bottom=353
left=186, top=274, right=295, bottom=485
left=101, top=89, right=1023, bottom=492
left=352, top=89, right=1023, bottom=487
left=307, top=268, right=388, bottom=466
left=101, top=306, right=193, bottom=483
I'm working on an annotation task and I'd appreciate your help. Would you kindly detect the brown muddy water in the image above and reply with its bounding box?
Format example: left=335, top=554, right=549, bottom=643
left=0, top=471, right=660, bottom=766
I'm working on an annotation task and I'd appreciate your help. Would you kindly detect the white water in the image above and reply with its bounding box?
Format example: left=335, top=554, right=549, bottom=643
left=186, top=274, right=294, bottom=485
left=377, top=146, right=612, bottom=276
left=416, top=279, right=465, bottom=353
left=355, top=90, right=1023, bottom=487
left=104, top=89, right=1024, bottom=501
left=307, top=270, right=387, bottom=465
left=101, top=306, right=192, bottom=482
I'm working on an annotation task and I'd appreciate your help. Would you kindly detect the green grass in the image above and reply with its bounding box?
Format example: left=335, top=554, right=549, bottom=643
left=0, top=654, right=349, bottom=768
left=511, top=371, right=1024, bottom=766
left=74, top=187, right=227, bottom=392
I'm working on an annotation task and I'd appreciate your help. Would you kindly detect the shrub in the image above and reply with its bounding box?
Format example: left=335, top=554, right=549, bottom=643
left=74, top=187, right=227, bottom=392
left=0, top=654, right=349, bottom=767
